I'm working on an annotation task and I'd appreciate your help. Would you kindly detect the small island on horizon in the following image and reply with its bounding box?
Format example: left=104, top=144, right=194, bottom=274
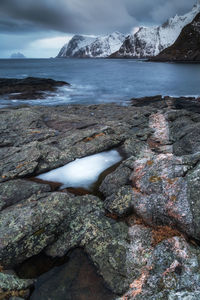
left=10, top=52, right=26, bottom=59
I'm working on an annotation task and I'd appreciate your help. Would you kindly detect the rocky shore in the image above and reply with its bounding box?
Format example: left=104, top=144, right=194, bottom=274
left=1, top=93, right=200, bottom=299
left=0, top=77, right=69, bottom=100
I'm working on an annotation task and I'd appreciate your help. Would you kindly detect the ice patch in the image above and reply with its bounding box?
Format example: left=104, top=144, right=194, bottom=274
left=37, top=150, right=122, bottom=190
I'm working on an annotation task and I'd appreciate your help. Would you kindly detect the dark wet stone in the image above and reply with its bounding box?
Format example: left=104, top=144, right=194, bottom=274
left=0, top=77, right=69, bottom=100
left=30, top=248, right=116, bottom=300
left=45, top=195, right=130, bottom=294
left=131, top=95, right=166, bottom=109
left=172, top=97, right=200, bottom=114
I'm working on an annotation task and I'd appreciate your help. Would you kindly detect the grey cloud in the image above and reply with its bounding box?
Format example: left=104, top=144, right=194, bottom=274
left=125, top=0, right=197, bottom=25
left=0, top=0, right=197, bottom=35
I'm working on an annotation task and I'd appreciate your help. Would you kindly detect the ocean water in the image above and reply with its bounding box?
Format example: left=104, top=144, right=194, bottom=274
left=0, top=58, right=200, bottom=107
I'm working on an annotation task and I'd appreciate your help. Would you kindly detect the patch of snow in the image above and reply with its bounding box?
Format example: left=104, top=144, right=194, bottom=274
left=37, top=150, right=122, bottom=190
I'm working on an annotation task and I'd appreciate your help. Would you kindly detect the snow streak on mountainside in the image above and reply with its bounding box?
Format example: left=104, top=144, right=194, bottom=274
left=152, top=12, right=200, bottom=62
left=111, top=3, right=200, bottom=58
left=57, top=32, right=125, bottom=58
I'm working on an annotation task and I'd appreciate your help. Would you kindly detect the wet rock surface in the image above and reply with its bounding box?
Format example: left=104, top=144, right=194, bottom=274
left=30, top=248, right=116, bottom=300
left=0, top=77, right=69, bottom=100
left=1, top=96, right=200, bottom=298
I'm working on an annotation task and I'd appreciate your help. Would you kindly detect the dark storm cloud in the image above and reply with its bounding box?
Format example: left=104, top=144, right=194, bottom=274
left=0, top=0, right=197, bottom=35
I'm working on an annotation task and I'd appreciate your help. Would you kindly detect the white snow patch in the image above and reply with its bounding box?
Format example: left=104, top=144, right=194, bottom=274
left=37, top=150, right=122, bottom=190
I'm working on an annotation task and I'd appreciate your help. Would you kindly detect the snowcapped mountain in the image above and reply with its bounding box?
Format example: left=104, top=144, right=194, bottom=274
left=111, top=3, right=200, bottom=58
left=57, top=32, right=125, bottom=58
left=152, top=12, right=200, bottom=62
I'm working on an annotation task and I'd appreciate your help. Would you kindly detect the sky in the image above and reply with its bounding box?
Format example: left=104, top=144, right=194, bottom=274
left=0, top=0, right=197, bottom=58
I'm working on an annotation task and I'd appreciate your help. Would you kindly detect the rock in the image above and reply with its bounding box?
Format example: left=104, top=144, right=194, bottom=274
left=122, top=139, right=148, bottom=158
left=0, top=179, right=51, bottom=211
left=0, top=77, right=69, bottom=100
left=168, top=110, right=200, bottom=155
left=45, top=195, right=130, bottom=294
left=1, top=99, right=200, bottom=298
left=104, top=186, right=133, bottom=216
left=120, top=236, right=200, bottom=299
left=187, top=161, right=200, bottom=239
left=30, top=248, right=116, bottom=300
left=99, top=162, right=132, bottom=197
left=0, top=192, right=78, bottom=268
left=0, top=105, right=133, bottom=181
left=169, top=97, right=200, bottom=114
left=129, top=152, right=200, bottom=240
left=9, top=297, right=25, bottom=300
left=0, top=142, right=42, bottom=182
left=0, top=272, right=34, bottom=291
left=131, top=95, right=165, bottom=109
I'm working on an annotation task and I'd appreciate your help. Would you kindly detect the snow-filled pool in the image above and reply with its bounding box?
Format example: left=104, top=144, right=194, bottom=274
left=37, top=150, right=122, bottom=190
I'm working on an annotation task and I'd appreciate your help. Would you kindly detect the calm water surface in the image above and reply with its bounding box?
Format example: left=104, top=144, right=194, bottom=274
left=0, top=58, right=200, bottom=107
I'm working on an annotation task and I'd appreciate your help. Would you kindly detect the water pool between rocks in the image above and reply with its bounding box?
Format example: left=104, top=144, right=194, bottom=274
left=37, top=150, right=123, bottom=192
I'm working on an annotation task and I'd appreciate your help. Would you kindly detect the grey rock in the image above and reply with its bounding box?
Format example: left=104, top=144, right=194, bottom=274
left=9, top=297, right=25, bottom=300
left=46, top=195, right=130, bottom=294
left=0, top=179, right=51, bottom=211
left=121, top=237, right=200, bottom=299
left=105, top=151, right=200, bottom=241
left=0, top=272, right=34, bottom=291
left=104, top=186, right=133, bottom=216
left=168, top=110, right=200, bottom=155
left=99, top=162, right=132, bottom=197
left=0, top=192, right=77, bottom=268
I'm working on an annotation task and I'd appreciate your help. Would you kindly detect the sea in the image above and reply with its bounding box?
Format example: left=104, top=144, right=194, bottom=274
left=0, top=58, right=200, bottom=107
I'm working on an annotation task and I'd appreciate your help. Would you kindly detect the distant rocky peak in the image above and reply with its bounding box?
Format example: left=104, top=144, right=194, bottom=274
left=111, top=2, right=200, bottom=58
left=57, top=31, right=125, bottom=58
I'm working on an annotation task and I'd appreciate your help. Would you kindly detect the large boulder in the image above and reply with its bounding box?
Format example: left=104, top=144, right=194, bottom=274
left=0, top=179, right=50, bottom=211
left=120, top=237, right=200, bottom=299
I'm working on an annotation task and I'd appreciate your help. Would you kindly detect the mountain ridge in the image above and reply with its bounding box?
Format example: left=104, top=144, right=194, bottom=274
left=111, top=3, right=200, bottom=58
left=57, top=2, right=200, bottom=59
left=57, top=32, right=125, bottom=58
left=151, top=12, right=200, bottom=62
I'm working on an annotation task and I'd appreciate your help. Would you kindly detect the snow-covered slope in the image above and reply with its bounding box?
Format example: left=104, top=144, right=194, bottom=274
left=112, top=3, right=200, bottom=58
left=57, top=32, right=125, bottom=58
left=152, top=12, right=200, bottom=62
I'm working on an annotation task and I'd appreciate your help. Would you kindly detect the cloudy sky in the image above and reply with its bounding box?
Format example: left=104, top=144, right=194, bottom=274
left=0, top=0, right=197, bottom=58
